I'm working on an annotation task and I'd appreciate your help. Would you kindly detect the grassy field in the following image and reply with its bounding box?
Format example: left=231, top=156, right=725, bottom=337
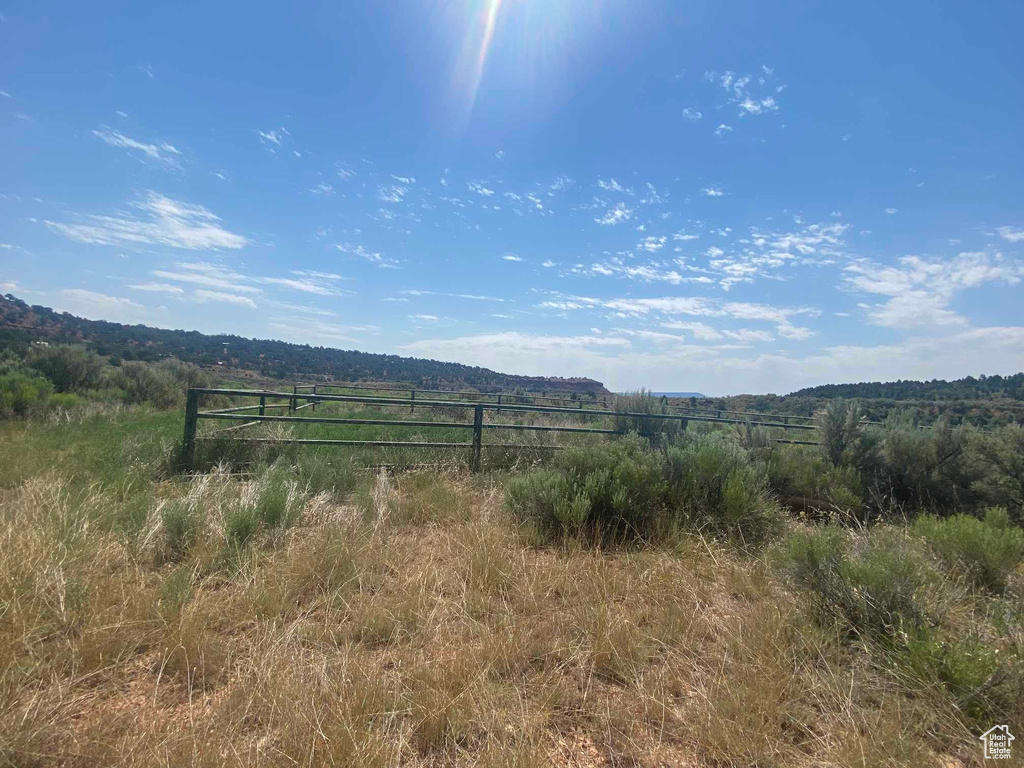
left=1, top=394, right=1022, bottom=767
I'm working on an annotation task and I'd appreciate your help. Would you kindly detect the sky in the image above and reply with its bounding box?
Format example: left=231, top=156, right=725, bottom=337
left=1, top=0, right=1023, bottom=395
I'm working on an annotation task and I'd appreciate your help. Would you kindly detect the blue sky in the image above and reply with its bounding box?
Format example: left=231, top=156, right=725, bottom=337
left=2, top=0, right=1023, bottom=395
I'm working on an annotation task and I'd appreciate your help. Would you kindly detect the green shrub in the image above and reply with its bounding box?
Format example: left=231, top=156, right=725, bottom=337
left=506, top=434, right=781, bottom=545
left=0, top=371, right=53, bottom=417
left=778, top=528, right=931, bottom=641
left=815, top=399, right=867, bottom=468
left=973, top=425, right=1024, bottom=513
left=662, top=433, right=782, bottom=543
left=27, top=344, right=106, bottom=393
left=115, top=357, right=211, bottom=409
left=612, top=389, right=680, bottom=443
left=874, top=413, right=979, bottom=513
left=913, top=508, right=1024, bottom=592
left=506, top=437, right=666, bottom=542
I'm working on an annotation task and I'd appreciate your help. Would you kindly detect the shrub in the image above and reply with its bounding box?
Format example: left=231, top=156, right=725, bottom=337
left=778, top=528, right=931, bottom=641
left=874, top=412, right=978, bottom=513
left=662, top=433, right=782, bottom=543
left=506, top=437, right=666, bottom=542
left=612, top=389, right=680, bottom=443
left=972, top=425, right=1024, bottom=513
left=27, top=344, right=106, bottom=393
left=115, top=357, right=211, bottom=409
left=507, top=433, right=781, bottom=545
left=913, top=508, right=1024, bottom=592
left=0, top=371, right=53, bottom=418
left=815, top=399, right=866, bottom=468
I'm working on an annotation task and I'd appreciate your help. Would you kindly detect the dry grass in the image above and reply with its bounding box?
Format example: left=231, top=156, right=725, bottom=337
left=0, top=467, right=998, bottom=767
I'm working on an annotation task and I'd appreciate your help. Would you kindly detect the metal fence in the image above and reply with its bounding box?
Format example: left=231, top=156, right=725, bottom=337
left=181, top=387, right=819, bottom=472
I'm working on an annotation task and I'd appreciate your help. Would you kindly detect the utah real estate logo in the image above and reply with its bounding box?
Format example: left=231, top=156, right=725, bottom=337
left=979, top=725, right=1014, bottom=760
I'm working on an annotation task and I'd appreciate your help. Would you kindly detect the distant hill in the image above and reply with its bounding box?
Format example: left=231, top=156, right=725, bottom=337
left=789, top=374, right=1024, bottom=402
left=651, top=391, right=707, bottom=399
left=0, top=294, right=609, bottom=395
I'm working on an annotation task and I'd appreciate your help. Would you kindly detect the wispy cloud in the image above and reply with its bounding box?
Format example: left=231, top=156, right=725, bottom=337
left=997, top=226, right=1024, bottom=242
left=92, top=128, right=181, bottom=166
left=195, top=289, right=257, bottom=309
left=681, top=107, right=702, bottom=121
left=378, top=184, right=408, bottom=203
left=595, top=202, right=633, bottom=226
left=502, top=254, right=524, bottom=262
left=714, top=124, right=733, bottom=138
left=702, top=187, right=724, bottom=197
left=46, top=192, right=248, bottom=250
left=129, top=282, right=185, bottom=294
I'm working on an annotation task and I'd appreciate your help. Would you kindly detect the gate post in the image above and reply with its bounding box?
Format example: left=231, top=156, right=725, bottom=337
left=410, top=389, right=416, bottom=414
left=259, top=394, right=266, bottom=416
left=471, top=405, right=484, bottom=472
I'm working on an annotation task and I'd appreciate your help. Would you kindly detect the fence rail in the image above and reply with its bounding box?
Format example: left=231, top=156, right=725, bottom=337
left=181, top=387, right=823, bottom=472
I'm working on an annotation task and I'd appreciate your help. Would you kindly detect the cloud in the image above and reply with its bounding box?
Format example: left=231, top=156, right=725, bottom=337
left=410, top=314, right=439, bottom=321
left=997, top=226, right=1024, bottom=242
left=502, top=254, right=524, bottom=262
left=195, top=289, right=257, bottom=309
left=844, top=251, right=1023, bottom=329
left=129, top=282, right=184, bottom=294
left=403, top=325, right=1024, bottom=396
left=391, top=174, right=416, bottom=184
left=714, top=124, right=733, bottom=137
left=595, top=202, right=633, bottom=226
left=542, top=260, right=556, bottom=268
left=702, top=187, right=724, bottom=197
left=256, top=276, right=347, bottom=296
left=705, top=68, right=784, bottom=118
left=494, top=150, right=505, bottom=160
left=54, top=289, right=151, bottom=324
left=152, top=262, right=261, bottom=294
left=681, top=107, right=703, bottom=121
left=639, top=236, right=667, bottom=252
left=310, top=183, right=334, bottom=196
left=257, top=129, right=283, bottom=146
left=92, top=128, right=181, bottom=166
left=597, top=178, right=626, bottom=193
left=266, top=318, right=375, bottom=344
left=334, top=242, right=396, bottom=267
left=378, top=184, right=408, bottom=203
left=885, top=208, right=898, bottom=214
left=467, top=182, right=495, bottom=197
left=46, top=192, right=248, bottom=250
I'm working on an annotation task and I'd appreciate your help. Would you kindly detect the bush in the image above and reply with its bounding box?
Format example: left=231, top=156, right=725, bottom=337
left=913, top=508, right=1024, bottom=593
left=506, top=433, right=781, bottom=545
left=612, top=389, right=680, bottom=443
left=506, top=437, right=666, bottom=542
left=27, top=344, right=106, bottom=393
left=778, top=528, right=931, bottom=641
left=662, top=433, right=782, bottom=543
left=972, top=425, right=1024, bottom=513
left=873, top=412, right=979, bottom=513
left=115, top=358, right=211, bottom=409
left=0, top=371, right=53, bottom=418
left=815, top=399, right=867, bottom=468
